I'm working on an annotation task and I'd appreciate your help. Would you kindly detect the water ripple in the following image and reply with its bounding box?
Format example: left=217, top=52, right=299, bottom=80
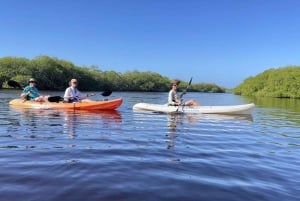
left=0, top=92, right=299, bottom=200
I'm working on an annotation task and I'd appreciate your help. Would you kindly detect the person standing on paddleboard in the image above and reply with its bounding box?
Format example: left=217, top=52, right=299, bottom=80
left=63, top=78, right=92, bottom=102
left=20, top=78, right=49, bottom=102
left=168, top=80, right=199, bottom=106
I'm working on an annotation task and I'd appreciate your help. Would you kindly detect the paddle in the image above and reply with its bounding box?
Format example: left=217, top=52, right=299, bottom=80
left=179, top=77, right=193, bottom=100
left=101, top=89, right=112, bottom=97
left=176, top=77, right=193, bottom=112
left=7, top=80, right=22, bottom=89
left=47, top=96, right=64, bottom=102
left=47, top=90, right=112, bottom=102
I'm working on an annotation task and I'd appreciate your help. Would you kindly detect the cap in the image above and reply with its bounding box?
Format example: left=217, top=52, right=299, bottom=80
left=170, top=79, right=181, bottom=89
left=171, top=80, right=180, bottom=85
left=29, top=78, right=37, bottom=83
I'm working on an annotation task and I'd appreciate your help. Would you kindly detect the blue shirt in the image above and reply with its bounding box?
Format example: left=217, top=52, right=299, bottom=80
left=22, top=86, right=40, bottom=100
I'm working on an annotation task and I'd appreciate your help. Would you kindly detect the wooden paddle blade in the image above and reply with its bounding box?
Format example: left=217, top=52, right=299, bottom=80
left=7, top=80, right=22, bottom=89
left=48, top=96, right=64, bottom=102
left=101, top=90, right=112, bottom=97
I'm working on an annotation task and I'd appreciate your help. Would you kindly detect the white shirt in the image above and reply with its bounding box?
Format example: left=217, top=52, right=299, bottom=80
left=64, top=87, right=84, bottom=101
left=168, top=90, right=179, bottom=105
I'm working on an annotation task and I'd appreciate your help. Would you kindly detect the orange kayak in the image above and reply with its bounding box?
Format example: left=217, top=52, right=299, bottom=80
left=9, top=98, right=123, bottom=110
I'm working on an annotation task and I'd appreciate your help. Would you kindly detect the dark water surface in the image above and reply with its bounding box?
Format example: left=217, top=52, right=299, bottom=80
left=0, top=90, right=299, bottom=201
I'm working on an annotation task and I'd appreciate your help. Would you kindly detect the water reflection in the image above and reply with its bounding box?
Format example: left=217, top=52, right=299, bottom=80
left=8, top=107, right=62, bottom=134
left=166, top=114, right=182, bottom=150
left=167, top=114, right=181, bottom=131
left=249, top=96, right=300, bottom=112
left=7, top=107, right=122, bottom=148
left=165, top=113, right=253, bottom=150
left=62, top=110, right=122, bottom=139
left=166, top=113, right=253, bottom=129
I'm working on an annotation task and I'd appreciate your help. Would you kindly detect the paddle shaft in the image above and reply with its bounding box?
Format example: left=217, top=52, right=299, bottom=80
left=176, top=77, right=193, bottom=112
left=179, top=77, right=193, bottom=101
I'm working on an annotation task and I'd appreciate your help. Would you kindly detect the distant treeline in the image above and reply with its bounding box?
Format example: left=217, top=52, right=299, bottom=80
left=0, top=56, right=225, bottom=92
left=233, top=66, right=300, bottom=98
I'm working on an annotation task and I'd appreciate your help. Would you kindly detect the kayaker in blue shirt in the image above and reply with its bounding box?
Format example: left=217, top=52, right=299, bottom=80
left=20, top=78, right=49, bottom=101
left=63, top=78, right=92, bottom=102
left=168, top=80, right=199, bottom=106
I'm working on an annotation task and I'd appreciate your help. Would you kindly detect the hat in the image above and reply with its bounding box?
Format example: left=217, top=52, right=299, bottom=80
left=170, top=79, right=180, bottom=89
left=172, top=80, right=180, bottom=85
left=29, top=78, right=37, bottom=83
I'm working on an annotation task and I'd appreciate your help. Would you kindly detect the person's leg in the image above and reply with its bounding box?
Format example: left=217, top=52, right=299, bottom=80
left=81, top=98, right=93, bottom=102
left=185, top=99, right=200, bottom=106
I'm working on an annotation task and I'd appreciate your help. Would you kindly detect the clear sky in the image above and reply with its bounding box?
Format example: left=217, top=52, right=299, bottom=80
left=1, top=0, right=300, bottom=88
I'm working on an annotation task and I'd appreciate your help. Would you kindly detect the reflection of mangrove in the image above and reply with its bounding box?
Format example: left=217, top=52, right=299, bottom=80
left=250, top=97, right=300, bottom=125
left=251, top=97, right=300, bottom=112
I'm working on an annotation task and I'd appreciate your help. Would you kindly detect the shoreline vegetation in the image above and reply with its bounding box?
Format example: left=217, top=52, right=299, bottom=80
left=0, top=55, right=225, bottom=93
left=233, top=66, right=300, bottom=99
left=2, top=56, right=298, bottom=98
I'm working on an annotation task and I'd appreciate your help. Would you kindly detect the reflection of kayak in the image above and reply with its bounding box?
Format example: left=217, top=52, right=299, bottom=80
left=9, top=98, right=123, bottom=110
left=133, top=103, right=255, bottom=115
left=64, top=109, right=122, bottom=121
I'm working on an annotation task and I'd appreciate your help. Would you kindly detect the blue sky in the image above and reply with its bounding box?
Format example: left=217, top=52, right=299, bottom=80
left=1, top=0, right=300, bottom=88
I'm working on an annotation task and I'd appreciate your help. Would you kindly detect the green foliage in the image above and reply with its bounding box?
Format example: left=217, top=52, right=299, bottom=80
left=191, top=83, right=226, bottom=93
left=0, top=55, right=225, bottom=92
left=122, top=71, right=170, bottom=91
left=0, top=57, right=31, bottom=88
left=234, top=66, right=300, bottom=98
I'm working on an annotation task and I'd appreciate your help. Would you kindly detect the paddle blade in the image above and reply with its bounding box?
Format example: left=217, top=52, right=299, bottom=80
left=48, top=96, right=63, bottom=102
left=8, top=80, right=22, bottom=89
left=188, top=77, right=193, bottom=86
left=101, top=90, right=112, bottom=97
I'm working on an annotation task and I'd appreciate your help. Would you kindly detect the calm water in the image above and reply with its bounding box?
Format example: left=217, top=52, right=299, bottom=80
left=0, top=90, right=299, bottom=201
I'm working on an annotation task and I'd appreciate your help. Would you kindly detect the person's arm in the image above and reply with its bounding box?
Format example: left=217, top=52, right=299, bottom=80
left=31, top=87, right=40, bottom=98
left=76, top=89, right=89, bottom=99
left=168, top=90, right=173, bottom=105
left=20, top=87, right=31, bottom=99
left=63, top=87, right=72, bottom=101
